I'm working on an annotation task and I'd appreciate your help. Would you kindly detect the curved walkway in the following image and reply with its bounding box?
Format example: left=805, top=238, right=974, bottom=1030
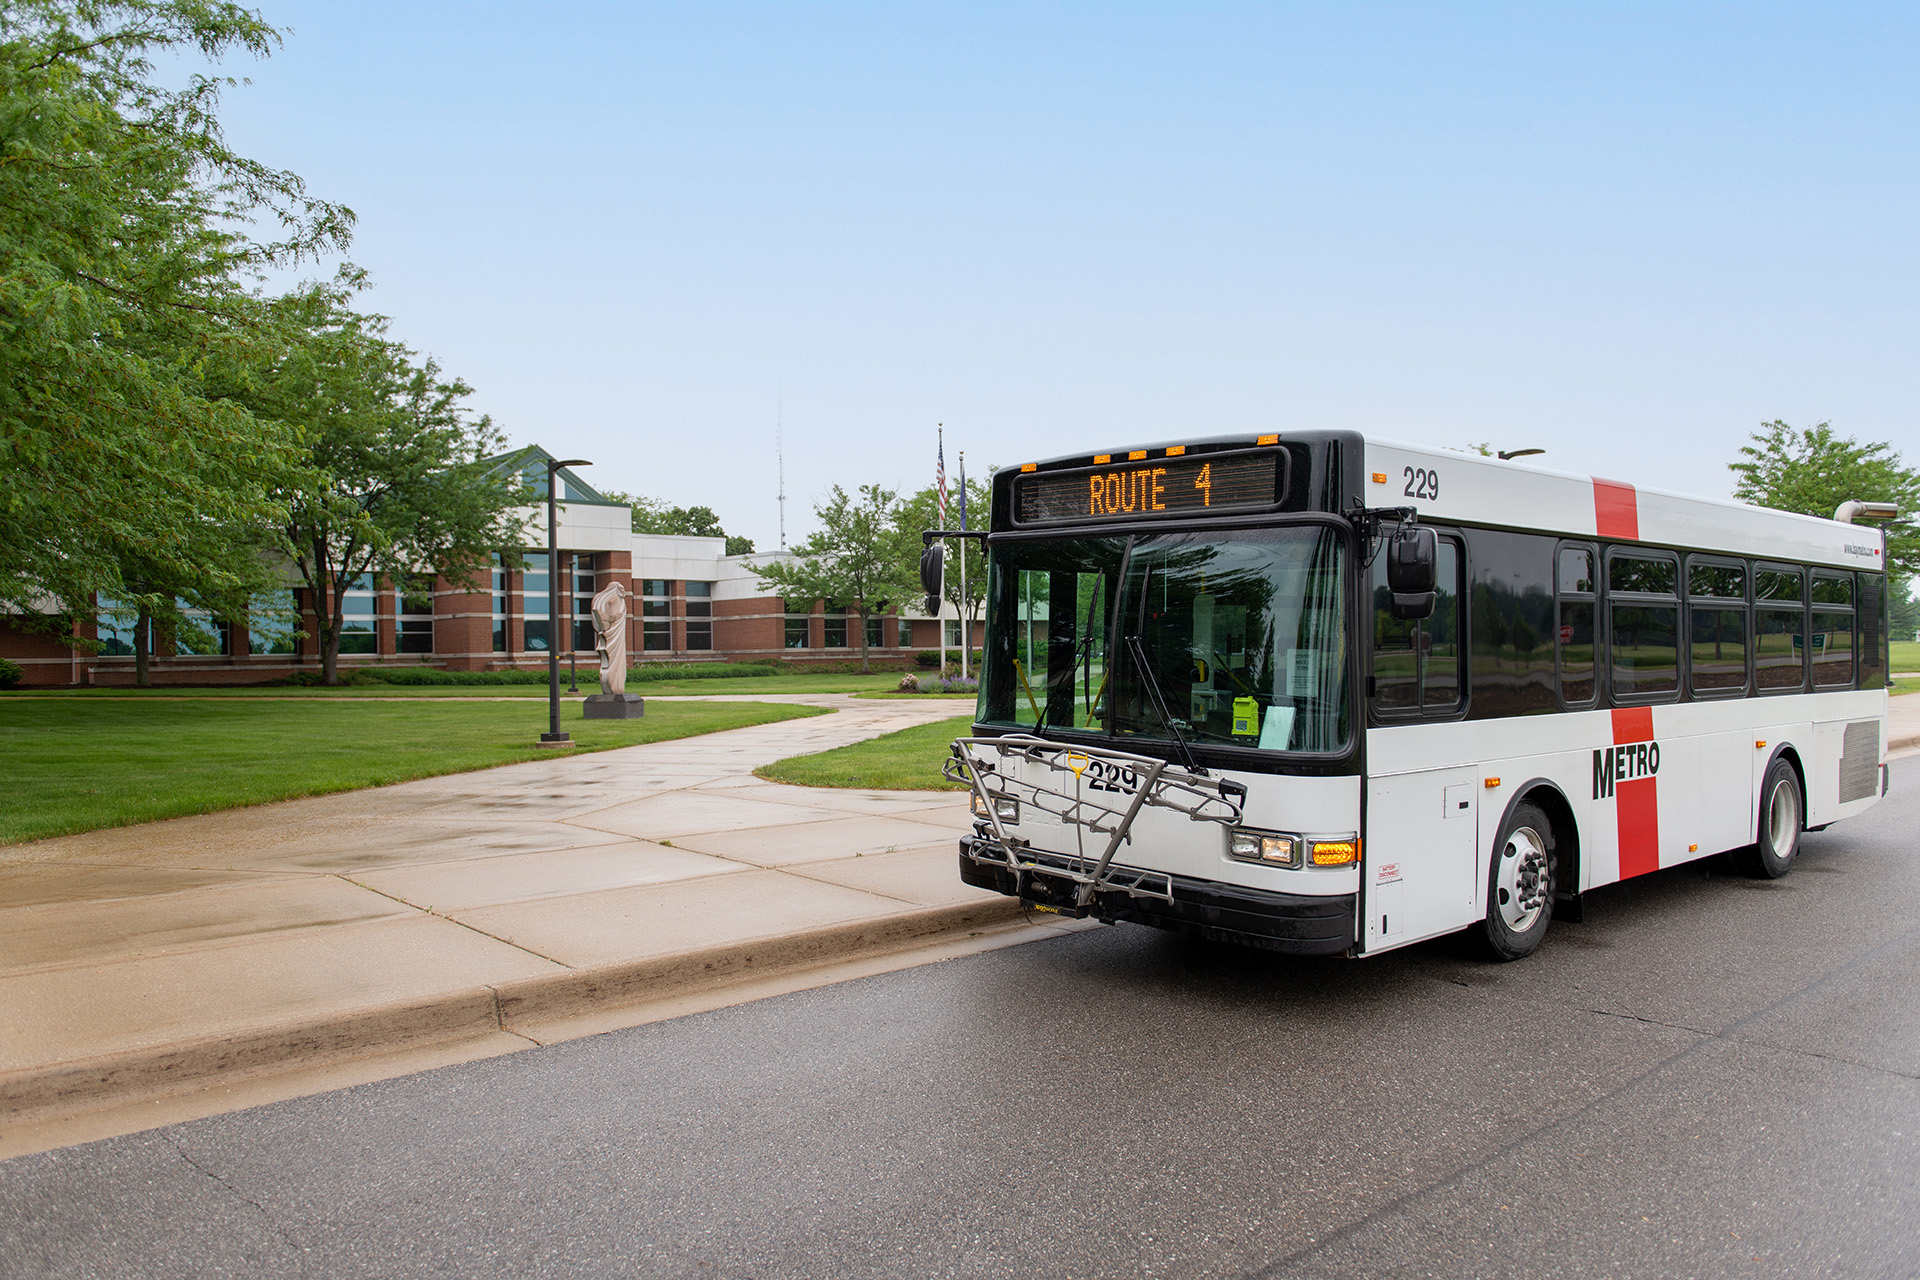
left=0, top=694, right=1013, bottom=1138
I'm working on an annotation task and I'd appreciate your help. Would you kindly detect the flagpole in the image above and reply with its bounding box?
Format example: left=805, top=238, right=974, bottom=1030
left=936, top=424, right=947, bottom=676
left=958, top=450, right=968, bottom=681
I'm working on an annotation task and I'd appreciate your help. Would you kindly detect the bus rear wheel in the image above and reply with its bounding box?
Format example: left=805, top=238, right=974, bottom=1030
left=1479, top=801, right=1556, bottom=962
left=1736, top=759, right=1801, bottom=879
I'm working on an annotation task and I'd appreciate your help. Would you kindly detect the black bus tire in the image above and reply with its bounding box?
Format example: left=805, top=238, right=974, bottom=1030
left=1478, top=800, right=1556, bottom=962
left=1736, top=758, right=1802, bottom=879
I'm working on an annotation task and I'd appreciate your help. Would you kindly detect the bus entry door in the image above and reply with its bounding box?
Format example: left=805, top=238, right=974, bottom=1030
left=1364, top=766, right=1480, bottom=952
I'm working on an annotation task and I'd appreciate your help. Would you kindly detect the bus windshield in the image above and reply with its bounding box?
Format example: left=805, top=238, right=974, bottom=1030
left=979, top=526, right=1351, bottom=754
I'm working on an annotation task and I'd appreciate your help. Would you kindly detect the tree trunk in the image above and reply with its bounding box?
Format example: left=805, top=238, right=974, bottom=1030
left=856, top=602, right=871, bottom=674
left=321, top=584, right=342, bottom=686
left=134, top=606, right=150, bottom=688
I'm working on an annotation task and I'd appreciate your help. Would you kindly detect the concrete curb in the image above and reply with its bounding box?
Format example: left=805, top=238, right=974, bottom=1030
left=1891, top=734, right=1919, bottom=754
left=0, top=896, right=1026, bottom=1124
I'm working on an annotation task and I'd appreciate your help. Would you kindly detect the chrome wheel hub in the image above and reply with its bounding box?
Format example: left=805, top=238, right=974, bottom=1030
left=1766, top=779, right=1799, bottom=859
left=1496, top=825, right=1550, bottom=933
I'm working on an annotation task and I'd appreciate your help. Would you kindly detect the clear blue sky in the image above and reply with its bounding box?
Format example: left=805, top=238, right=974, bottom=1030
left=199, top=2, right=1918, bottom=549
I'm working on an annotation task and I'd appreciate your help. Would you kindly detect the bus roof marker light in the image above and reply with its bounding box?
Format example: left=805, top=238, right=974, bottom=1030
left=1094, top=455, right=1111, bottom=464
left=1166, top=446, right=1186, bottom=456
left=1128, top=450, right=1147, bottom=460
left=1020, top=463, right=1036, bottom=473
left=1257, top=434, right=1279, bottom=446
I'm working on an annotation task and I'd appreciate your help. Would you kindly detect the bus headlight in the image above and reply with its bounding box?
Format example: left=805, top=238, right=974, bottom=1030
left=1309, top=837, right=1360, bottom=866
left=971, top=793, right=1020, bottom=823
left=1228, top=829, right=1299, bottom=868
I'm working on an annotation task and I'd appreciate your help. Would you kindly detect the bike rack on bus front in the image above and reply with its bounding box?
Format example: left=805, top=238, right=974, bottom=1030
left=945, top=735, right=1246, bottom=910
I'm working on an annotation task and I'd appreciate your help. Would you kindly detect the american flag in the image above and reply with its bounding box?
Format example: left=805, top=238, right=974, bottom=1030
left=936, top=425, right=948, bottom=528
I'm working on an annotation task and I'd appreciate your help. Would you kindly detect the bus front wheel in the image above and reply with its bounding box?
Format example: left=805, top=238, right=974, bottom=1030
left=1479, top=800, right=1556, bottom=962
left=1736, top=759, right=1801, bottom=879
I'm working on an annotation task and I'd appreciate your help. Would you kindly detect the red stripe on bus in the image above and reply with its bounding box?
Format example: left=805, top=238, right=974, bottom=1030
left=1611, top=706, right=1654, bottom=743
left=1593, top=479, right=1639, bottom=541
left=1611, top=706, right=1659, bottom=878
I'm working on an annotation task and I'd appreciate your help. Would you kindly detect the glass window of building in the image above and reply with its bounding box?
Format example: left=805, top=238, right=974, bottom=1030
left=491, top=553, right=507, bottom=653
left=944, top=618, right=962, bottom=648
left=784, top=599, right=811, bottom=648
left=642, top=579, right=671, bottom=651
left=572, top=556, right=597, bottom=652
left=897, top=618, right=914, bottom=648
left=824, top=603, right=848, bottom=648
left=339, top=573, right=378, bottom=654
left=95, top=598, right=146, bottom=656
left=865, top=612, right=885, bottom=649
left=396, top=575, right=435, bottom=654
left=519, top=553, right=552, bottom=652
left=249, top=589, right=300, bottom=655
left=685, top=581, right=713, bottom=651
left=172, top=598, right=229, bottom=656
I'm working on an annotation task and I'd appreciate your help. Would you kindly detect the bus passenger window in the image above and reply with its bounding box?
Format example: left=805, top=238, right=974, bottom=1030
left=1755, top=566, right=1806, bottom=693
left=1608, top=551, right=1680, bottom=701
left=1556, top=544, right=1597, bottom=707
left=1687, top=557, right=1747, bottom=696
left=1858, top=572, right=1888, bottom=690
left=1812, top=573, right=1854, bottom=688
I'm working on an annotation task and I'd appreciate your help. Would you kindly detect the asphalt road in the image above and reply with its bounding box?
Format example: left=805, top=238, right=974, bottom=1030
left=4, top=759, right=1917, bottom=1280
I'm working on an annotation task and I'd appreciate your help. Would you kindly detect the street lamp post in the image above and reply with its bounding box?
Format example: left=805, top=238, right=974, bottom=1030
left=540, top=457, right=592, bottom=748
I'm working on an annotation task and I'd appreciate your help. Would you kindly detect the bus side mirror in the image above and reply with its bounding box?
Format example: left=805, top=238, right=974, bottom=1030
left=1388, top=526, right=1436, bottom=621
left=920, top=543, right=945, bottom=615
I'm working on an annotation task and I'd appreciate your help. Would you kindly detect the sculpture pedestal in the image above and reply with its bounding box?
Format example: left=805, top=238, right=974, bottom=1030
left=583, top=692, right=645, bottom=720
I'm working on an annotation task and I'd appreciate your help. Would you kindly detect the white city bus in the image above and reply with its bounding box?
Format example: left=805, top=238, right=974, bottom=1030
left=941, top=432, right=1893, bottom=960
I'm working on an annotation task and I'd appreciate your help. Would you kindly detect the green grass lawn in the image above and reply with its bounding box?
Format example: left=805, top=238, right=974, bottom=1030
left=1893, top=676, right=1920, bottom=696
left=756, top=715, right=974, bottom=791
left=0, top=671, right=922, bottom=698
left=0, top=699, right=823, bottom=845
left=1891, top=639, right=1920, bottom=672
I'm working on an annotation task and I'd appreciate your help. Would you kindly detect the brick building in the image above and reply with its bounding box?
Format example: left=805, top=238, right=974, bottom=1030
left=1, top=449, right=982, bottom=687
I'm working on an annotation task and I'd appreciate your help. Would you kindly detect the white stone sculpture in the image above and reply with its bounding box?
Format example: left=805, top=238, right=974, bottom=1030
left=591, top=581, right=631, bottom=696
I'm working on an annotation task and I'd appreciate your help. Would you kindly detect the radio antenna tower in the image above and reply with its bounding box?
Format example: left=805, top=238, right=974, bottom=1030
left=776, top=386, right=787, bottom=551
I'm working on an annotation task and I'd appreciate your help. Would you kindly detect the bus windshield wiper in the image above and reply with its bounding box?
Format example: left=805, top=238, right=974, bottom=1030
left=1126, top=633, right=1205, bottom=778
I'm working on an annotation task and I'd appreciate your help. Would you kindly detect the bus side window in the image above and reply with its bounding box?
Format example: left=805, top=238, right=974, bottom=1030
left=1371, top=535, right=1459, bottom=715
left=1755, top=565, right=1807, bottom=693
left=1858, top=572, right=1888, bottom=690
left=1557, top=545, right=1597, bottom=707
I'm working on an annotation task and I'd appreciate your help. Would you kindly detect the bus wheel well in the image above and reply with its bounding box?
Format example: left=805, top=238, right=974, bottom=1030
left=1518, top=783, right=1580, bottom=909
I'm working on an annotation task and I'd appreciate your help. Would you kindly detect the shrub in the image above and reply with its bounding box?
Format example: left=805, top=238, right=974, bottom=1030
left=0, top=657, right=21, bottom=689
left=913, top=650, right=941, bottom=669
left=897, top=674, right=921, bottom=692
left=925, top=675, right=978, bottom=694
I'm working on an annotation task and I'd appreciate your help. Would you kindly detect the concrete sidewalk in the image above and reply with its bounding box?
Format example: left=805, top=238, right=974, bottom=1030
left=1890, top=689, right=1920, bottom=754
left=0, top=694, right=1041, bottom=1143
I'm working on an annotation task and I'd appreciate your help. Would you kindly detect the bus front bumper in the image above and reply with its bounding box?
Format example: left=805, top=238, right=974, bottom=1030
left=958, top=838, right=1356, bottom=957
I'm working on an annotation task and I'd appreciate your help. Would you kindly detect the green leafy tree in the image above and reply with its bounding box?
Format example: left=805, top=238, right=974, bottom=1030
left=224, top=284, right=525, bottom=684
left=0, top=0, right=351, bottom=619
left=756, top=484, right=912, bottom=673
left=895, top=478, right=990, bottom=646
left=1730, top=420, right=1920, bottom=636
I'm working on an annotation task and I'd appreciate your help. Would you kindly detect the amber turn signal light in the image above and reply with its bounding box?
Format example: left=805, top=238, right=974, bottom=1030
left=1310, top=839, right=1359, bottom=866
